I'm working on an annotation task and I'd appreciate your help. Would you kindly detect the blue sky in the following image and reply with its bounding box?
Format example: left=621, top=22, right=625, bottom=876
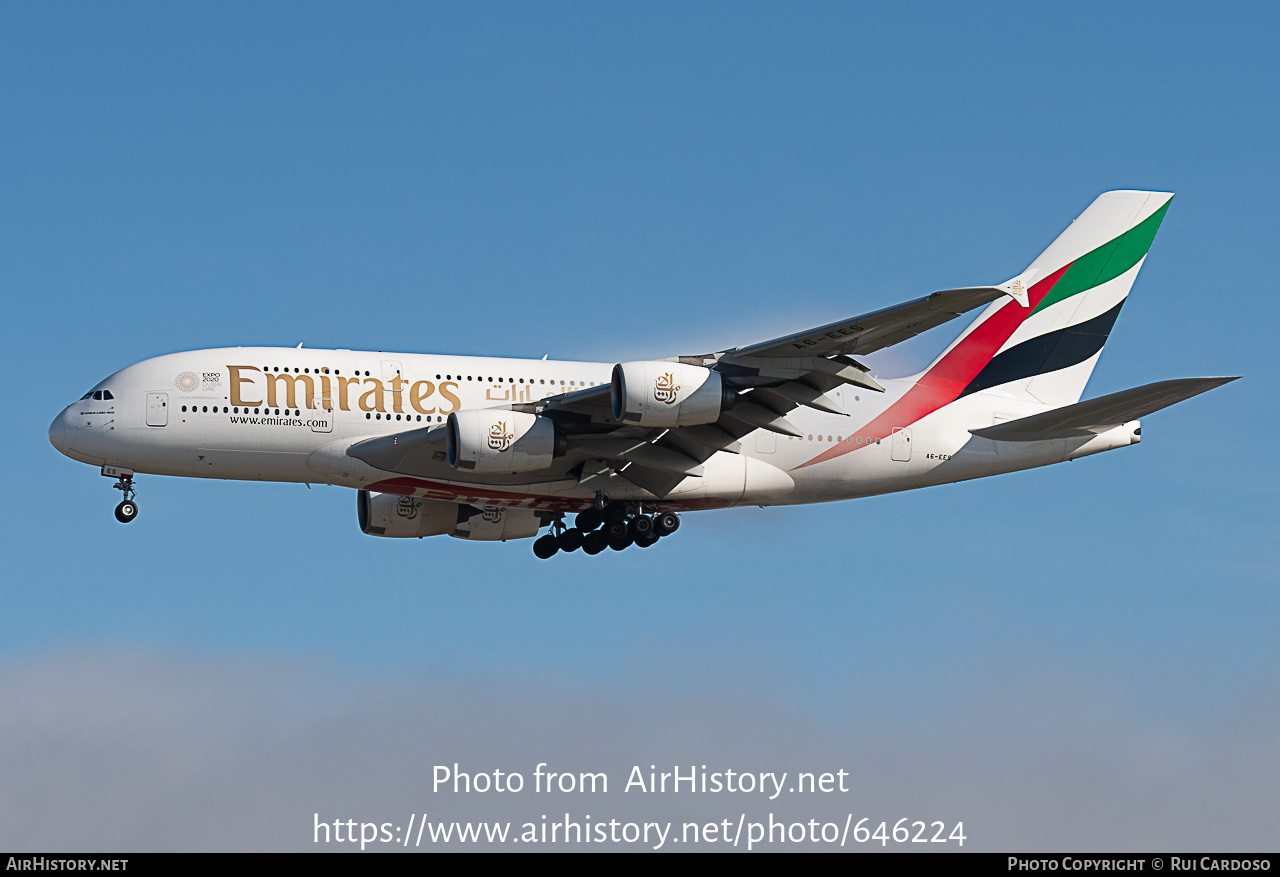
left=2, top=2, right=1278, bottom=851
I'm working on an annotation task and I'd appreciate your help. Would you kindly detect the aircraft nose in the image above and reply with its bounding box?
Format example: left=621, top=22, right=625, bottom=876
left=49, top=409, right=70, bottom=456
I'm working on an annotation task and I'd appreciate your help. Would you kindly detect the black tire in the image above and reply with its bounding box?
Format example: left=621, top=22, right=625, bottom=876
left=635, top=532, right=659, bottom=548
left=533, top=534, right=559, bottom=559
left=608, top=532, right=633, bottom=551
left=557, top=528, right=584, bottom=553
left=629, top=514, right=656, bottom=540
left=655, top=512, right=680, bottom=536
left=582, top=530, right=609, bottom=555
left=603, top=502, right=628, bottom=526
left=114, top=501, right=138, bottom=524
left=575, top=508, right=603, bottom=532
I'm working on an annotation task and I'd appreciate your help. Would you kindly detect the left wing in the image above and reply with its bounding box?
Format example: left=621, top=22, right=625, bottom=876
left=527, top=287, right=1009, bottom=495
left=727, top=287, right=1007, bottom=360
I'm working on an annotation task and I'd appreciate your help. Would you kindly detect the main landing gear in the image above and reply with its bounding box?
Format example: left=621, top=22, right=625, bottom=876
left=112, top=474, right=138, bottom=523
left=532, top=500, right=681, bottom=559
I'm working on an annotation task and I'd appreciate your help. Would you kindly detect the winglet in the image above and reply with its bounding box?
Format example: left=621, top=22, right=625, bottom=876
left=998, top=273, right=1033, bottom=308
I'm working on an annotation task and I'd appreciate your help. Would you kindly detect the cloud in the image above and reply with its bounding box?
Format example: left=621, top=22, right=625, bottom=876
left=1, top=649, right=1276, bottom=852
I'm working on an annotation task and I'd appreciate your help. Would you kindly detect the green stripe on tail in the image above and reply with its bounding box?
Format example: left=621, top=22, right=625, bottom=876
left=1032, top=200, right=1171, bottom=314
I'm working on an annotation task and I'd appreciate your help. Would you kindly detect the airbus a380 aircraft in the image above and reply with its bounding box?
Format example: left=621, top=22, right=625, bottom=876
left=50, top=191, right=1236, bottom=558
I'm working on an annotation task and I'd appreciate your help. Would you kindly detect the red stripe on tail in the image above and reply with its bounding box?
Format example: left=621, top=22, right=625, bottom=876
left=794, top=263, right=1070, bottom=470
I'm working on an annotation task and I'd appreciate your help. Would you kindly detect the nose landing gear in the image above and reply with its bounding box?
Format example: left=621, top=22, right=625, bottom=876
left=107, top=468, right=138, bottom=523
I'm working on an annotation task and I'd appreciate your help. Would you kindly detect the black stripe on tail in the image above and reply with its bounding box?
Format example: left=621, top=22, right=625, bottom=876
left=958, top=300, right=1124, bottom=399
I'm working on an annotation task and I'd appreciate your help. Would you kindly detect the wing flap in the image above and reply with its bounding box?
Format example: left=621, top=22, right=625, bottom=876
left=567, top=436, right=705, bottom=476
left=751, top=382, right=848, bottom=415
left=614, top=463, right=687, bottom=498
left=969, top=377, right=1239, bottom=442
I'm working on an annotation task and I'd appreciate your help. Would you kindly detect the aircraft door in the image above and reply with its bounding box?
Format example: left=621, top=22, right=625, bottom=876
left=382, top=360, right=403, bottom=418
left=891, top=427, right=912, bottom=462
left=310, top=370, right=335, bottom=433
left=146, top=393, right=168, bottom=427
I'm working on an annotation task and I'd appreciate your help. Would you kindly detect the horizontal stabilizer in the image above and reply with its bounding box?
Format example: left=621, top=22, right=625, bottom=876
left=969, top=377, right=1239, bottom=442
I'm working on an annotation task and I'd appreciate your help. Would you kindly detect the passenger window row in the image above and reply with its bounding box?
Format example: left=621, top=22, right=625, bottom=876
left=254, top=367, right=601, bottom=388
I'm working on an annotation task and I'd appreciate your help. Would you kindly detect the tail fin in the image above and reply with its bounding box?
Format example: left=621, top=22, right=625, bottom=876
left=919, top=190, right=1173, bottom=407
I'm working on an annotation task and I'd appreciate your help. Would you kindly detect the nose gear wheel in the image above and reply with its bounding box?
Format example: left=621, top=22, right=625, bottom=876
left=111, top=475, right=138, bottom=524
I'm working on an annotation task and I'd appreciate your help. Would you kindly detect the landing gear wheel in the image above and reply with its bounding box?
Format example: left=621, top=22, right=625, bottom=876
left=582, top=530, right=609, bottom=555
left=629, top=514, right=656, bottom=541
left=603, top=502, right=628, bottom=526
left=114, top=500, right=138, bottom=523
left=575, top=508, right=603, bottom=532
left=533, top=534, right=559, bottom=559
left=634, top=532, right=659, bottom=548
left=557, top=528, right=584, bottom=553
left=655, top=512, right=680, bottom=537
left=605, top=520, right=629, bottom=547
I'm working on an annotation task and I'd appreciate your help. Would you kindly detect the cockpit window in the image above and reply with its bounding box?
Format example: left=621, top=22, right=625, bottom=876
left=81, top=392, right=93, bottom=400
left=92, top=391, right=103, bottom=400
left=102, top=390, right=114, bottom=400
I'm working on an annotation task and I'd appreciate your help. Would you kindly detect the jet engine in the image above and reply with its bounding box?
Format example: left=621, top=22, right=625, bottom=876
left=610, top=361, right=731, bottom=427
left=446, top=410, right=562, bottom=473
left=357, top=490, right=459, bottom=538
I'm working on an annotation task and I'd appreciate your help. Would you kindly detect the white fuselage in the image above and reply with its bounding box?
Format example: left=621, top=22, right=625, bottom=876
left=49, top=347, right=1140, bottom=513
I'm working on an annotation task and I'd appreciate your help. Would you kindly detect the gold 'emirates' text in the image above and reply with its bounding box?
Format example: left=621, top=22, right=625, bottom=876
left=227, top=366, right=461, bottom=415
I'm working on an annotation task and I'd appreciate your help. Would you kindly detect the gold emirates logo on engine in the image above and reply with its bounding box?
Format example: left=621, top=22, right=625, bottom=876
left=653, top=372, right=680, bottom=405
left=488, top=421, right=514, bottom=451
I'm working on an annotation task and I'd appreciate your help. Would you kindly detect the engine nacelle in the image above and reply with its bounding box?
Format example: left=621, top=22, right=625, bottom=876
left=358, top=491, right=544, bottom=542
left=610, top=361, right=729, bottom=427
left=357, top=490, right=459, bottom=538
left=446, top=410, right=558, bottom=473
left=452, top=506, right=543, bottom=541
